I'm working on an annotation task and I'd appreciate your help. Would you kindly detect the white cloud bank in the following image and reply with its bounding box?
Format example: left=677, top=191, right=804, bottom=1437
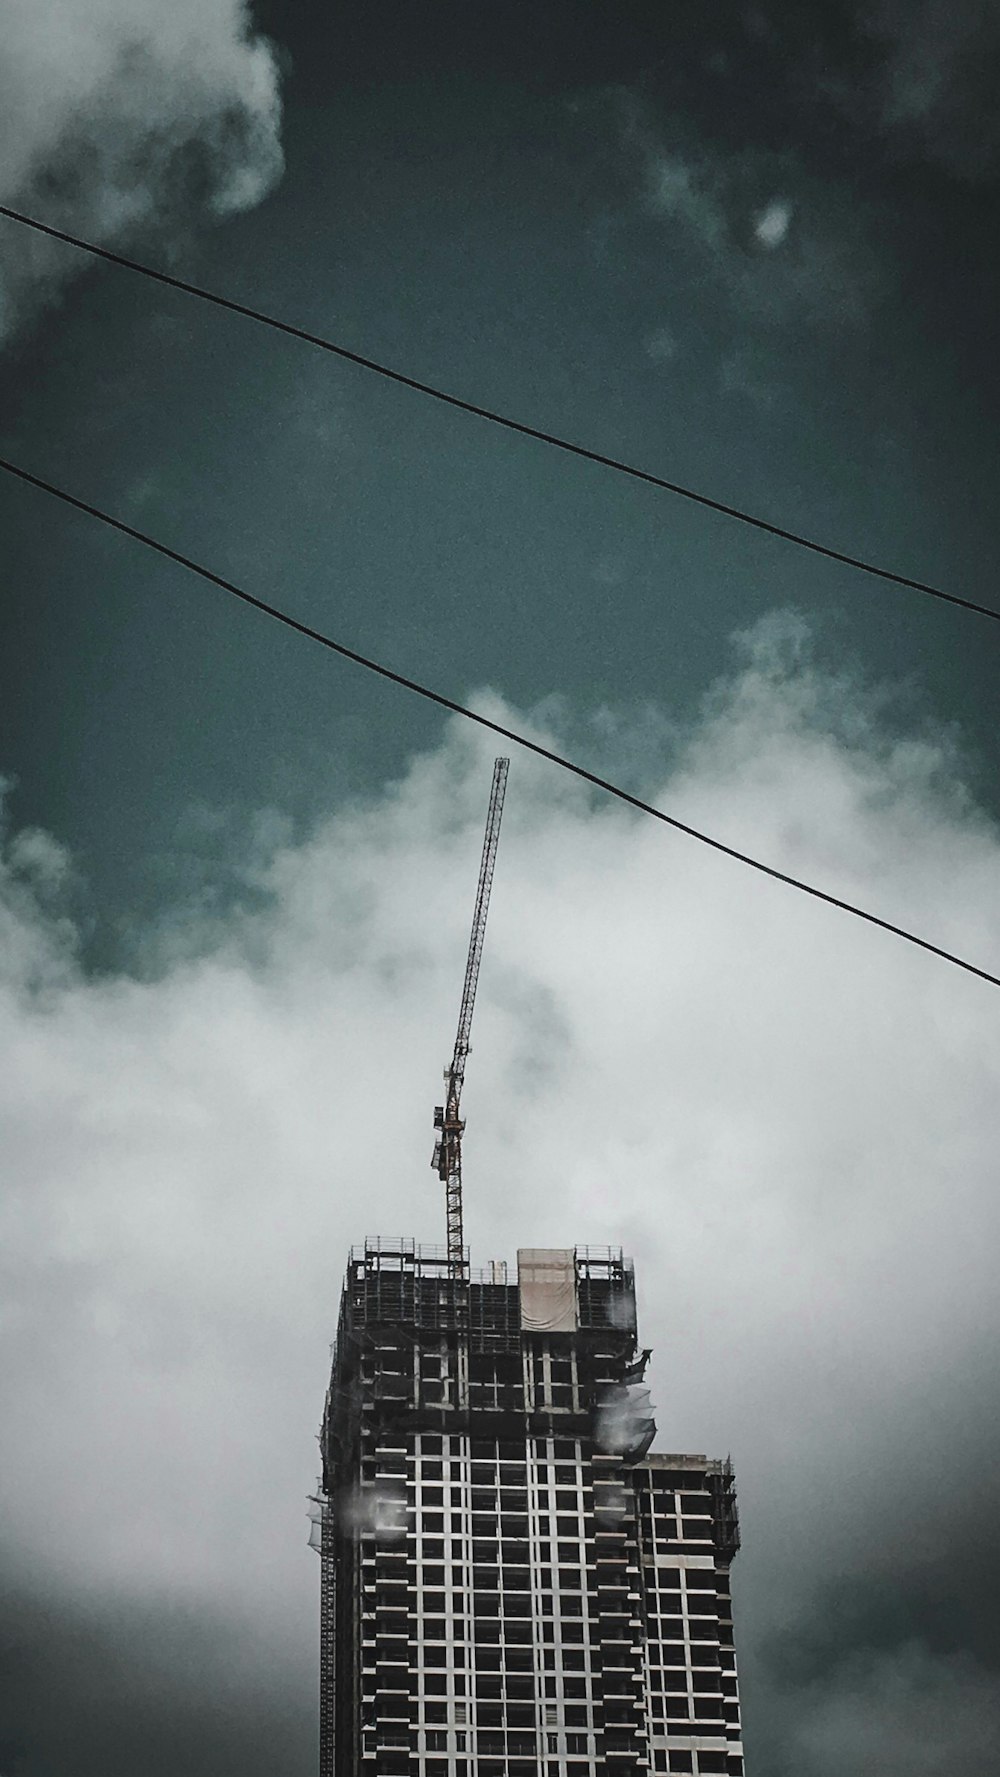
left=2, top=615, right=1000, bottom=1769
left=0, top=0, right=283, bottom=339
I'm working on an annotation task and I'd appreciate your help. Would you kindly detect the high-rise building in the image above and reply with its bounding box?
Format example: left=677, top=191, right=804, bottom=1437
left=315, top=1239, right=744, bottom=1777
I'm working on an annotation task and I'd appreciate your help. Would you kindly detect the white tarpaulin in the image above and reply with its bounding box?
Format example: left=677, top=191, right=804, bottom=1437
left=594, top=1383, right=657, bottom=1463
left=517, top=1248, right=578, bottom=1333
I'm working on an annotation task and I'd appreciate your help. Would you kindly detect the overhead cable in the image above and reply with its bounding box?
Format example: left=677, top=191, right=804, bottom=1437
left=0, top=203, right=996, bottom=629
left=2, top=451, right=997, bottom=991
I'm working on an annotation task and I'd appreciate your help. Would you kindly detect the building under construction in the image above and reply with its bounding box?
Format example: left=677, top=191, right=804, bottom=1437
left=315, top=1240, right=743, bottom=1776
left=312, top=762, right=745, bottom=1773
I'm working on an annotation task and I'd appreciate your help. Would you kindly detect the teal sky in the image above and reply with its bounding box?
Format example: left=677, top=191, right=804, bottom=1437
left=2, top=0, right=998, bottom=963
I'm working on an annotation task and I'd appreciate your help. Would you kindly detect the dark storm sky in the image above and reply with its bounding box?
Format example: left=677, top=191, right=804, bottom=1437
left=2, top=4, right=1000, bottom=1775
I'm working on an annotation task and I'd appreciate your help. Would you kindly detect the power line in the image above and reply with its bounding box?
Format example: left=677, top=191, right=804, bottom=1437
left=1, top=202, right=997, bottom=630
left=2, top=450, right=997, bottom=991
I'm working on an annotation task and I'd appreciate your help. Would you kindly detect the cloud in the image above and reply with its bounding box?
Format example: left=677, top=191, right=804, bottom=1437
left=2, top=614, right=1000, bottom=1772
left=784, top=1644, right=1000, bottom=1774
left=865, top=0, right=1000, bottom=178
left=0, top=0, right=284, bottom=341
left=618, top=96, right=879, bottom=332
left=754, top=197, right=793, bottom=249
left=643, top=322, right=679, bottom=364
left=718, top=347, right=779, bottom=409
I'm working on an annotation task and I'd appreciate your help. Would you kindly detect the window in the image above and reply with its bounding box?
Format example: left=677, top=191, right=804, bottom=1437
left=684, top=1571, right=715, bottom=1594
left=425, top=1730, right=447, bottom=1751
left=505, top=1674, right=534, bottom=1699
left=566, top=1732, right=588, bottom=1752
left=507, top=1703, right=537, bottom=1730
left=507, top=1647, right=533, bottom=1672
left=693, top=1698, right=724, bottom=1724
left=695, top=1671, right=722, bottom=1693
left=691, top=1645, right=720, bottom=1667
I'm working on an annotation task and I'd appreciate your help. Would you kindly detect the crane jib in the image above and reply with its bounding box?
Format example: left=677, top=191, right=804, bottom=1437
left=432, top=757, right=509, bottom=1277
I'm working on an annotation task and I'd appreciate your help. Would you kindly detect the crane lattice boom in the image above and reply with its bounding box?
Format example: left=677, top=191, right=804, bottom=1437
left=432, top=758, right=509, bottom=1276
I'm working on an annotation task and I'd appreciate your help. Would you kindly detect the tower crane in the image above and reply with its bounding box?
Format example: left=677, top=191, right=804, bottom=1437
left=432, top=758, right=509, bottom=1277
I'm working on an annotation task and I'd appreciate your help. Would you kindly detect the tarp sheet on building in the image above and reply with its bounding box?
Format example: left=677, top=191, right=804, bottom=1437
left=517, top=1248, right=578, bottom=1333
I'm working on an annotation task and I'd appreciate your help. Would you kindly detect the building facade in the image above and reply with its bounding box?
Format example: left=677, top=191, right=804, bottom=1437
left=316, top=1239, right=743, bottom=1777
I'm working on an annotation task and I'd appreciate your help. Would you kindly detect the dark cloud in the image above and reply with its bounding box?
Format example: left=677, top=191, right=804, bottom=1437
left=866, top=0, right=1000, bottom=178
left=0, top=1568, right=312, bottom=1776
left=739, top=1, right=1000, bottom=182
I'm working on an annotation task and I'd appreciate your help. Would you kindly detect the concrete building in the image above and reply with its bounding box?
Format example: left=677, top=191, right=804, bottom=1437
left=315, top=1239, right=744, bottom=1777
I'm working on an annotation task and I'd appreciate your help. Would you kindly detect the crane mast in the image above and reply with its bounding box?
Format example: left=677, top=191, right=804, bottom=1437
left=432, top=758, right=509, bottom=1277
